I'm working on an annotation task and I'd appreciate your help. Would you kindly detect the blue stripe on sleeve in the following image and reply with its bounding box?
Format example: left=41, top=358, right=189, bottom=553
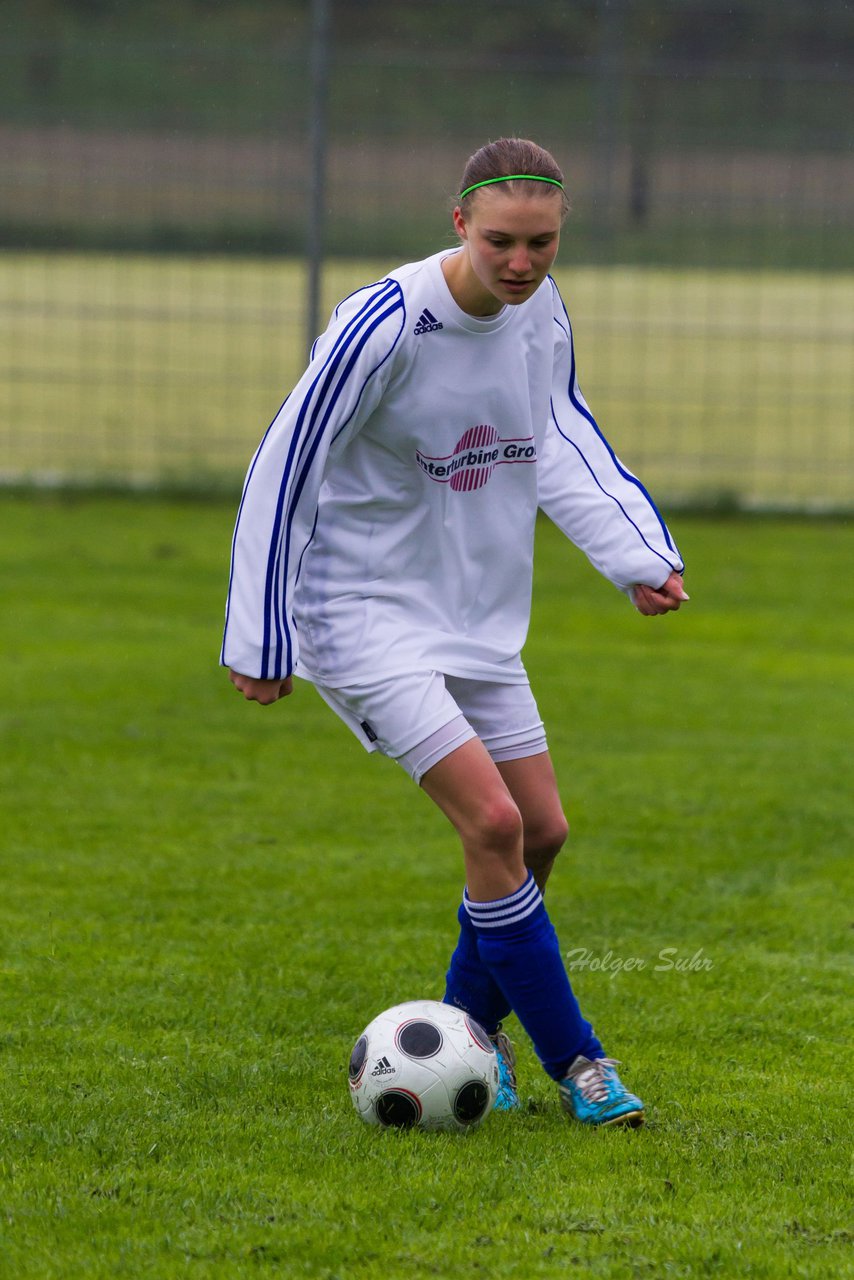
left=273, top=295, right=405, bottom=675
left=260, top=279, right=405, bottom=677
left=549, top=282, right=679, bottom=567
left=221, top=391, right=291, bottom=667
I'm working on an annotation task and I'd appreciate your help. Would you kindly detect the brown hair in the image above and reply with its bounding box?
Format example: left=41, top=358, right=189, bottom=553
left=458, top=138, right=570, bottom=219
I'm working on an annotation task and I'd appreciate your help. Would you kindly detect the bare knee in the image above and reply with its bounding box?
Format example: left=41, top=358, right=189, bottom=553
left=467, top=794, right=524, bottom=854
left=524, top=811, right=569, bottom=886
left=458, top=795, right=525, bottom=901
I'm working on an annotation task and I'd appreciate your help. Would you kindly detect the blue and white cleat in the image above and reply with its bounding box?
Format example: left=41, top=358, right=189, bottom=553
left=558, top=1056, right=645, bottom=1128
left=490, top=1028, right=520, bottom=1111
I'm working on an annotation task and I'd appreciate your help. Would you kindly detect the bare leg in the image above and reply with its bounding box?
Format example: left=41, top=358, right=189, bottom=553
left=496, top=752, right=569, bottom=891
left=420, top=737, right=526, bottom=901
left=425, top=738, right=600, bottom=1080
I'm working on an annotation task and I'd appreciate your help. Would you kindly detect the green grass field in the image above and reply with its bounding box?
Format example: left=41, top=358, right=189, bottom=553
left=1, top=254, right=852, bottom=509
left=2, top=495, right=852, bottom=1278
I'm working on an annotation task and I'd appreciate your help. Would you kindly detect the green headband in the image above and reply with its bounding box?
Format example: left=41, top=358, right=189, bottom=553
left=459, top=175, right=564, bottom=201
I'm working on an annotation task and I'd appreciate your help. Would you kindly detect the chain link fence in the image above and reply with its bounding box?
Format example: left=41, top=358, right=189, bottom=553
left=1, top=0, right=851, bottom=508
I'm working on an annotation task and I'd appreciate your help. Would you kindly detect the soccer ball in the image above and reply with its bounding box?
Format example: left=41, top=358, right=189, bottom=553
left=349, top=999, right=499, bottom=1131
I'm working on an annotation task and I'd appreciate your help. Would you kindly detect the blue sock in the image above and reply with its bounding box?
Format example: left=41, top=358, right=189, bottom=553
left=465, top=872, right=604, bottom=1080
left=443, top=901, right=512, bottom=1036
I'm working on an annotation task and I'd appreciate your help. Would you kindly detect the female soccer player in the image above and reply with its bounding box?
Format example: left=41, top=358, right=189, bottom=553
left=222, top=138, right=688, bottom=1127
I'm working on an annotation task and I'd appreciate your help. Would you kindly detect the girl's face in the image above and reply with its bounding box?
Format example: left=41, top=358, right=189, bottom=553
left=448, top=189, right=564, bottom=315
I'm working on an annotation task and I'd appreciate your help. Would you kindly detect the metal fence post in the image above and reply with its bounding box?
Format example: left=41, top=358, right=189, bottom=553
left=306, top=0, right=331, bottom=360
left=593, top=0, right=624, bottom=256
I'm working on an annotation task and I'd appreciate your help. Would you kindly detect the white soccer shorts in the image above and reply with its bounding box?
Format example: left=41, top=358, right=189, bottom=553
left=309, top=670, right=548, bottom=784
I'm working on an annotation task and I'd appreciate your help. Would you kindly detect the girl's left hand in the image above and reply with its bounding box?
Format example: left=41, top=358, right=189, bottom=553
left=631, top=572, right=690, bottom=616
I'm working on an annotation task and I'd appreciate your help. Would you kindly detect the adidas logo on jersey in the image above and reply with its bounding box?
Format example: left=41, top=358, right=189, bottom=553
left=414, top=308, right=443, bottom=335
left=371, top=1056, right=395, bottom=1076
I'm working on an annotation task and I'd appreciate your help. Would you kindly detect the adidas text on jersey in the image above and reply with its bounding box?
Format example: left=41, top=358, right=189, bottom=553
left=414, top=308, right=444, bottom=335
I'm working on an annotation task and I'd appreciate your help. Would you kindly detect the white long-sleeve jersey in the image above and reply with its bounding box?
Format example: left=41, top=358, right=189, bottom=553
left=222, top=249, right=683, bottom=685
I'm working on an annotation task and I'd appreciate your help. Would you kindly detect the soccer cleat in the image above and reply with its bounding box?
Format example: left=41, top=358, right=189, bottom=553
left=490, top=1027, right=521, bottom=1110
left=558, top=1056, right=645, bottom=1128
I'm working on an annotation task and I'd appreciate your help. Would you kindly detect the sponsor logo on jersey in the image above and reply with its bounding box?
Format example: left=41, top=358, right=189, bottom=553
left=413, top=308, right=444, bottom=335
left=416, top=424, right=537, bottom=492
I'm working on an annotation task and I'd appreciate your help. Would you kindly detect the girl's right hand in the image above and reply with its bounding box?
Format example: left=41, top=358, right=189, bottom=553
left=228, top=670, right=293, bottom=704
